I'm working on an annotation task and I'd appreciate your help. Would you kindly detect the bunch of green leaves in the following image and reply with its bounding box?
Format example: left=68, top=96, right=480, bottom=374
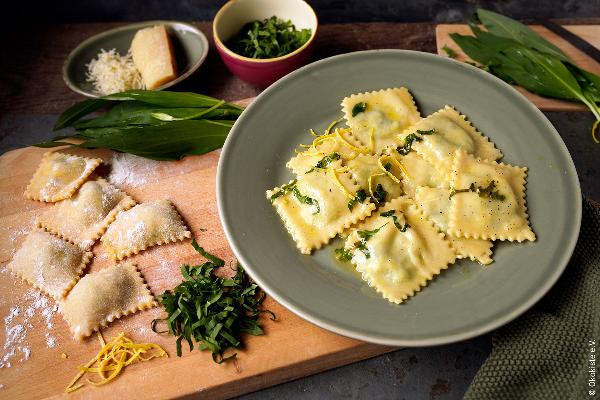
left=305, top=152, right=341, bottom=173
left=226, top=16, right=312, bottom=59
left=450, top=9, right=600, bottom=142
left=348, top=188, right=368, bottom=210
left=354, top=224, right=387, bottom=259
left=35, top=90, right=244, bottom=160
left=152, top=240, right=274, bottom=363
left=380, top=210, right=410, bottom=231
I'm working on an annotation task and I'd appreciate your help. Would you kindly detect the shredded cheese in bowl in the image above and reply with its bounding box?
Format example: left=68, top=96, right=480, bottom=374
left=86, top=49, right=144, bottom=95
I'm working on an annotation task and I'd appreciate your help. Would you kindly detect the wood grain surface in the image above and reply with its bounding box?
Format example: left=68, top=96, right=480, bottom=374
left=0, top=97, right=393, bottom=400
left=435, top=24, right=600, bottom=111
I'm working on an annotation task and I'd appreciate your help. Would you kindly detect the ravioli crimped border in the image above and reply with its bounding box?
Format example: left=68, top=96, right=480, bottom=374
left=347, top=196, right=456, bottom=304
left=267, top=177, right=377, bottom=254
left=37, top=178, right=137, bottom=250
left=101, top=200, right=192, bottom=261
left=7, top=230, right=93, bottom=300
left=403, top=105, right=503, bottom=171
left=24, top=151, right=103, bottom=203
left=447, top=149, right=535, bottom=242
left=340, top=87, right=422, bottom=154
left=61, top=263, right=157, bottom=340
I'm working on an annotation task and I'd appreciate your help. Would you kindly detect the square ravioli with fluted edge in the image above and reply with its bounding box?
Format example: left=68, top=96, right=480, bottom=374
left=344, top=196, right=456, bottom=304
left=101, top=199, right=191, bottom=260
left=60, top=263, right=156, bottom=340
left=447, top=149, right=535, bottom=242
left=37, top=178, right=136, bottom=250
left=267, top=161, right=376, bottom=254
left=341, top=87, right=422, bottom=154
left=7, top=230, right=93, bottom=300
left=415, top=186, right=493, bottom=265
left=24, top=151, right=102, bottom=202
left=396, top=105, right=502, bottom=173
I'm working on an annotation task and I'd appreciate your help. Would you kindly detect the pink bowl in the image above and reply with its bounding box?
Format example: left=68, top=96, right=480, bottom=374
left=213, top=0, right=318, bottom=88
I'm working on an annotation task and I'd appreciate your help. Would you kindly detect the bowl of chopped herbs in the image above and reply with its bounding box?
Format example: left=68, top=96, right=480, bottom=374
left=213, top=0, right=317, bottom=87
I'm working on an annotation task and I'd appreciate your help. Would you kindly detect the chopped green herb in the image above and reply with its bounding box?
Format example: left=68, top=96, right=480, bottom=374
left=225, top=16, right=312, bottom=59
left=269, top=180, right=297, bottom=203
left=396, top=133, right=423, bottom=155
left=416, top=128, right=437, bottom=135
left=380, top=209, right=411, bottom=232
left=305, top=152, right=341, bottom=173
left=384, top=162, right=392, bottom=171
left=354, top=223, right=388, bottom=259
left=442, top=44, right=458, bottom=58
left=292, top=187, right=320, bottom=214
left=449, top=180, right=506, bottom=201
left=373, top=183, right=387, bottom=203
left=152, top=240, right=274, bottom=363
left=334, top=248, right=353, bottom=262
left=347, top=188, right=368, bottom=210
left=352, top=102, right=368, bottom=117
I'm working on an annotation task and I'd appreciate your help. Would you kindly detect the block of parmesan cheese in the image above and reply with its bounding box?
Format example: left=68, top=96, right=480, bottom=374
left=130, top=25, right=178, bottom=89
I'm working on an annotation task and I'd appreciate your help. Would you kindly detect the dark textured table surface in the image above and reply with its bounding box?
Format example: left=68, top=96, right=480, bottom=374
left=1, top=19, right=598, bottom=400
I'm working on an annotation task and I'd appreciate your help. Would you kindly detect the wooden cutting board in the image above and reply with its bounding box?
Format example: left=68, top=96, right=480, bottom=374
left=0, top=98, right=393, bottom=399
left=436, top=24, right=600, bottom=111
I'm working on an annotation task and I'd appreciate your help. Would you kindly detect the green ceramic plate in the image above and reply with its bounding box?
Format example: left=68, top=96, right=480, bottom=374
left=217, top=50, right=581, bottom=346
left=63, top=21, right=209, bottom=97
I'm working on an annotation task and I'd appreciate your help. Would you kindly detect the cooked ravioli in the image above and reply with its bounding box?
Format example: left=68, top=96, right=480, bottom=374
left=342, top=88, right=421, bottom=154
left=287, top=128, right=369, bottom=175
left=391, top=151, right=448, bottom=198
left=267, top=163, right=376, bottom=254
left=24, top=152, right=102, bottom=202
left=448, top=149, right=535, bottom=242
left=415, top=186, right=493, bottom=264
left=7, top=230, right=92, bottom=299
left=60, top=263, right=156, bottom=340
left=101, top=199, right=191, bottom=260
left=38, top=178, right=136, bottom=249
left=397, top=106, right=502, bottom=172
left=344, top=197, right=456, bottom=304
left=345, top=154, right=403, bottom=203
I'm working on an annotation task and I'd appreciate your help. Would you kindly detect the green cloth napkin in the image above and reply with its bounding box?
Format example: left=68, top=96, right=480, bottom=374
left=465, top=198, right=600, bottom=400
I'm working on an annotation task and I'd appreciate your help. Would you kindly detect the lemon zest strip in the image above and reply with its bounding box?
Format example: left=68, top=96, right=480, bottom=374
left=329, top=167, right=355, bottom=200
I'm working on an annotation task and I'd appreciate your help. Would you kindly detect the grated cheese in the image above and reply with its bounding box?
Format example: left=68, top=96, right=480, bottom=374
left=86, top=49, right=144, bottom=95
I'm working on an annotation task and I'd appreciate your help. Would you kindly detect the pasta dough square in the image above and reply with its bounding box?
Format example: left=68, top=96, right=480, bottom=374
left=397, top=106, right=502, bottom=172
left=448, top=149, right=535, bottom=242
left=60, top=263, right=156, bottom=340
left=101, top=199, right=191, bottom=260
left=287, top=128, right=369, bottom=175
left=38, top=178, right=136, bottom=249
left=267, top=164, right=376, bottom=254
left=24, top=152, right=102, bottom=202
left=344, top=197, right=456, bottom=304
left=415, top=186, right=493, bottom=265
left=342, top=88, right=422, bottom=154
left=7, top=230, right=92, bottom=300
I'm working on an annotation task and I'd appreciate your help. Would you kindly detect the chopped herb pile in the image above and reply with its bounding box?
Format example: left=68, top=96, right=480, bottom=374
left=380, top=209, right=411, bottom=232
left=152, top=240, right=274, bottom=363
left=292, top=187, right=320, bottom=214
left=226, top=16, right=312, bottom=59
left=449, top=180, right=506, bottom=201
left=36, top=90, right=243, bottom=160
left=416, top=129, right=437, bottom=135
left=450, top=9, right=600, bottom=142
left=352, top=102, right=368, bottom=117
left=306, top=152, right=341, bottom=173
left=354, top=224, right=387, bottom=259
left=373, top=183, right=388, bottom=203
left=269, top=180, right=297, bottom=203
left=334, top=247, right=353, bottom=262
left=348, top=188, right=368, bottom=210
left=442, top=44, right=458, bottom=58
